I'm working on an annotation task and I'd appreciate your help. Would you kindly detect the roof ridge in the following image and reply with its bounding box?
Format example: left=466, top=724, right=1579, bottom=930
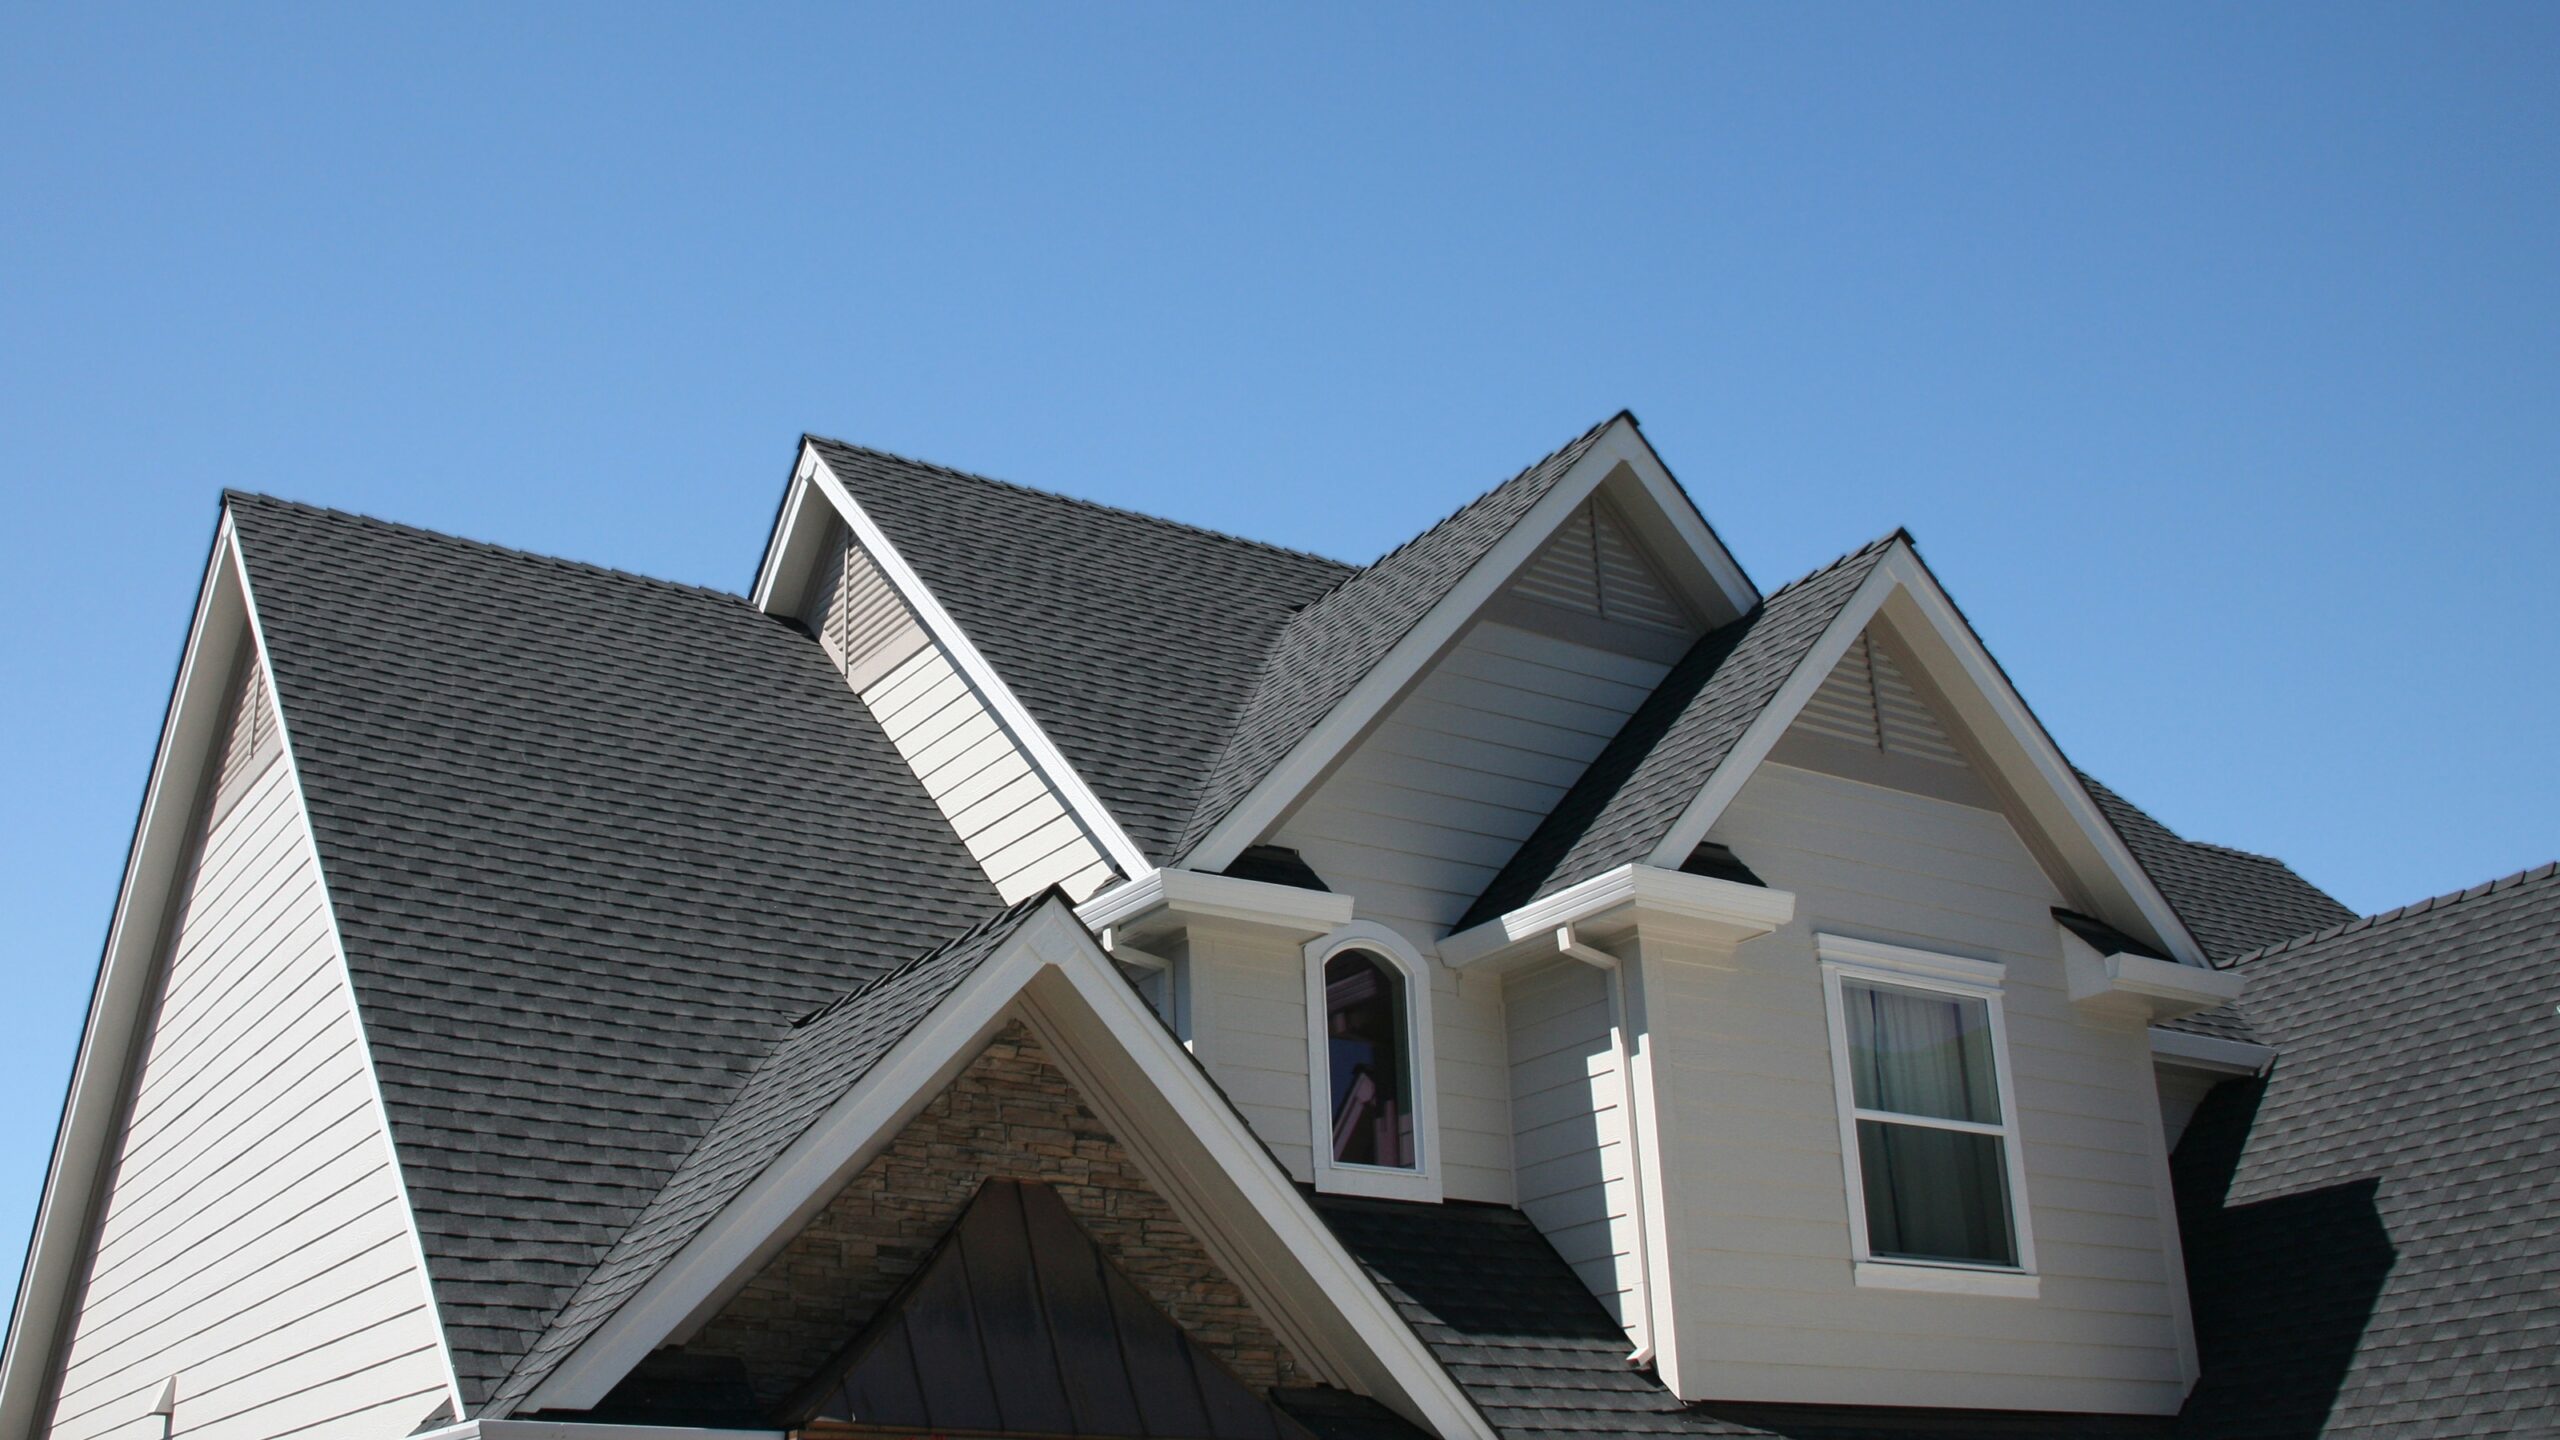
left=2228, top=860, right=2560, bottom=966
left=804, top=435, right=1354, bottom=571
left=1331, top=411, right=1627, bottom=581
left=224, top=490, right=757, bottom=608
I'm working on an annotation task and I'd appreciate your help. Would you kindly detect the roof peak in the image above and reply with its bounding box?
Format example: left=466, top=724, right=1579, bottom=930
left=2229, top=859, right=2560, bottom=966
left=224, top=490, right=756, bottom=608
left=803, top=434, right=1355, bottom=571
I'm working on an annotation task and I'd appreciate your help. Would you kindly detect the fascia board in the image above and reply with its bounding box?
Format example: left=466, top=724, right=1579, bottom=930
left=798, top=450, right=1153, bottom=882
left=1645, top=545, right=2211, bottom=968
left=233, top=530, right=469, bottom=1418
left=524, top=910, right=1066, bottom=1412
left=1188, top=419, right=1646, bottom=873
left=1017, top=932, right=1498, bottom=1440
left=1075, top=868, right=1354, bottom=943
left=1441, top=864, right=1796, bottom=971
left=745, top=447, right=826, bottom=614
left=1607, top=424, right=1759, bottom=618
left=426, top=1425, right=786, bottom=1440
left=2148, top=1027, right=2277, bottom=1077
left=0, top=516, right=247, bottom=1440
left=531, top=902, right=1497, bottom=1440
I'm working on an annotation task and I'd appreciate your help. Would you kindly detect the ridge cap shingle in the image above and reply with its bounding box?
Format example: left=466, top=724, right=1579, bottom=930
left=804, top=435, right=1354, bottom=571
left=2226, top=860, right=2560, bottom=967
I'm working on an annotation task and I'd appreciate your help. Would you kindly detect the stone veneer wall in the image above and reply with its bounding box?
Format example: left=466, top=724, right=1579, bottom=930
left=683, top=1021, right=1306, bottom=1407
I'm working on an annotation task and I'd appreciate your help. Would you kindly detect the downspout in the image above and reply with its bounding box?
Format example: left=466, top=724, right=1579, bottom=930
left=1556, top=926, right=1659, bottom=1369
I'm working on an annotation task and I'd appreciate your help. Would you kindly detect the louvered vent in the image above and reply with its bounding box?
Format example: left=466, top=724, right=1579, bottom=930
left=207, top=653, right=282, bottom=824
left=1510, top=498, right=1690, bottom=631
left=1795, top=632, right=1967, bottom=766
left=803, top=522, right=930, bottom=691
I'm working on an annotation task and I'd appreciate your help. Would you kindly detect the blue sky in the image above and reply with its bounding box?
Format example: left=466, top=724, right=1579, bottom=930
left=2, top=4, right=2553, bottom=1307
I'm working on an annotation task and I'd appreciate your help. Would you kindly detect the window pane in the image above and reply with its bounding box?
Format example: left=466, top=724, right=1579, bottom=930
left=1856, top=1119, right=2017, bottom=1267
left=1844, top=981, right=2000, bottom=1124
left=1324, top=950, right=1414, bottom=1169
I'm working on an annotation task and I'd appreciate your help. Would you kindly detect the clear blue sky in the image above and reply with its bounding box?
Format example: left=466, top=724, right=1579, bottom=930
left=3, top=4, right=2553, bottom=1306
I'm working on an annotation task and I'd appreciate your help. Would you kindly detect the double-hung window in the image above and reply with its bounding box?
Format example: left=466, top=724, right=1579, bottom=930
left=1818, top=935, right=2036, bottom=1293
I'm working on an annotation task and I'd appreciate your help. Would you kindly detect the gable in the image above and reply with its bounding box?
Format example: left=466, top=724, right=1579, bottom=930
left=1490, top=495, right=1696, bottom=659
left=799, top=514, right=1117, bottom=902
left=606, top=1023, right=1306, bottom=1428
left=42, top=645, right=454, bottom=1440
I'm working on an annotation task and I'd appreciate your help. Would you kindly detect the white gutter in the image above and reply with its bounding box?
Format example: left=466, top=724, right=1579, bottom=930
left=1075, top=867, right=1353, bottom=946
left=2148, top=1027, right=2276, bottom=1076
left=1441, top=864, right=1795, bottom=972
left=416, top=1423, right=784, bottom=1440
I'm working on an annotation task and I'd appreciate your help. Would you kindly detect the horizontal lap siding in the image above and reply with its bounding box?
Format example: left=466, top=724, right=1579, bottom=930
left=47, top=692, right=449, bottom=1440
left=1275, top=620, right=1675, bottom=1206
left=1505, top=960, right=1643, bottom=1330
left=1643, top=762, right=2187, bottom=1415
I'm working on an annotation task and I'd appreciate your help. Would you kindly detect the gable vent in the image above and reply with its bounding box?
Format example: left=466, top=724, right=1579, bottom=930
left=803, top=522, right=931, bottom=692
left=1510, top=498, right=1690, bottom=632
left=1796, top=632, right=1967, bottom=766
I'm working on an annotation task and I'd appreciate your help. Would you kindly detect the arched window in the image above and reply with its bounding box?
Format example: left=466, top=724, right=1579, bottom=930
left=1304, top=924, right=1440, bottom=1201
left=1323, top=950, right=1413, bottom=1168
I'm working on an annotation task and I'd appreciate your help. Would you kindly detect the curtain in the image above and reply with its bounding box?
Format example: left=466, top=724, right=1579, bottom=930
left=1845, top=981, right=2015, bottom=1266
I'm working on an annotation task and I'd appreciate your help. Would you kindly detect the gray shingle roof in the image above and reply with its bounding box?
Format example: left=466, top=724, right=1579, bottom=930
left=1459, top=536, right=1898, bottom=929
left=808, top=438, right=1352, bottom=862
left=2080, top=772, right=2356, bottom=964
left=489, top=894, right=1061, bottom=1415
left=1176, top=414, right=1631, bottom=857
left=2174, top=862, right=2560, bottom=1437
left=227, top=495, right=1007, bottom=1407
left=1311, top=1194, right=2170, bottom=1439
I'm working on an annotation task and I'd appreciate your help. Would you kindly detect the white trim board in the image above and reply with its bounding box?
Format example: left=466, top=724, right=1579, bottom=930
left=1188, top=418, right=1758, bottom=874
left=521, top=898, right=1497, bottom=1440
left=1645, top=542, right=2209, bottom=968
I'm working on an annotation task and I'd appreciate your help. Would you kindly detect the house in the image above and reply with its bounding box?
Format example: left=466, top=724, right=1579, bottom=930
left=4, top=413, right=2551, bottom=1439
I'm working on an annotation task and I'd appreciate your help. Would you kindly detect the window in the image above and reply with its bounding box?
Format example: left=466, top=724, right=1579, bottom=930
left=1818, top=935, right=2036, bottom=1293
left=1304, top=923, right=1440, bottom=1201
left=1323, top=950, right=1413, bottom=1168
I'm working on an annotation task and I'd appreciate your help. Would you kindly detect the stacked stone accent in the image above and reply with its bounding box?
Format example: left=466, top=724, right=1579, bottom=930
left=683, top=1021, right=1305, bottom=1408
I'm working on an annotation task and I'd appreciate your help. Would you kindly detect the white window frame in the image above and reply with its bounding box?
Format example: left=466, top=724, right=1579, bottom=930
left=1305, top=921, right=1442, bottom=1203
left=1816, top=934, right=2040, bottom=1298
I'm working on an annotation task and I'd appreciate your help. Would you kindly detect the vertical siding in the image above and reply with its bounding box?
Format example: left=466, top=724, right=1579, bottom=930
left=1505, top=959, right=1643, bottom=1331
left=1635, top=761, right=2189, bottom=1414
left=1272, top=618, right=1676, bottom=1204
left=45, top=677, right=450, bottom=1440
left=800, top=520, right=1112, bottom=904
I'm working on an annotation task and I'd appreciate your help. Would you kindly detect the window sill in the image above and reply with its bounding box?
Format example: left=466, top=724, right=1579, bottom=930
left=1854, top=1260, right=2040, bottom=1299
left=1311, top=1161, right=1442, bottom=1204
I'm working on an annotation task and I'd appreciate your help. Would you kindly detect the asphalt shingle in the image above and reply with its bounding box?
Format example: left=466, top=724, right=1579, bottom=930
left=2175, top=863, right=2560, bottom=1437
left=808, top=438, right=1352, bottom=863
left=228, top=495, right=1007, bottom=1406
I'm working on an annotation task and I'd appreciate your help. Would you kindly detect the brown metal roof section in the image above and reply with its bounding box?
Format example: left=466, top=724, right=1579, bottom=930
left=792, top=1180, right=1309, bottom=1439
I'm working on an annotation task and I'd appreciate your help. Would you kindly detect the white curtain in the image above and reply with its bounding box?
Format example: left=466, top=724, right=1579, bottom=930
left=1845, top=982, right=2014, bottom=1266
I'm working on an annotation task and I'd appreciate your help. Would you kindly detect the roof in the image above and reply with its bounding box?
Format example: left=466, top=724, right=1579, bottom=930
left=2173, top=862, right=2560, bottom=1436
left=226, top=494, right=1008, bottom=1407
left=808, top=437, right=1352, bottom=862
left=2080, top=772, right=2356, bottom=963
left=1176, top=414, right=1632, bottom=857
left=1311, top=1194, right=2170, bottom=1439
left=1459, top=536, right=1898, bottom=929
left=488, top=895, right=1061, bottom=1414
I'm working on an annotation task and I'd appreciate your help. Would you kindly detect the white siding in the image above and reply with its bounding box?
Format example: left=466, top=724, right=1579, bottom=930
left=1505, top=959, right=1643, bottom=1332
left=1633, top=761, right=2190, bottom=1414
left=859, top=646, right=1114, bottom=903
left=1179, top=927, right=1317, bottom=1181
left=1272, top=618, right=1677, bottom=1204
left=45, top=678, right=450, bottom=1440
left=799, top=521, right=1113, bottom=904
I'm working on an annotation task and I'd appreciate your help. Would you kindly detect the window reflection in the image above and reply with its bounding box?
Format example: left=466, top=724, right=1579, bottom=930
left=1324, top=950, right=1414, bottom=1169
